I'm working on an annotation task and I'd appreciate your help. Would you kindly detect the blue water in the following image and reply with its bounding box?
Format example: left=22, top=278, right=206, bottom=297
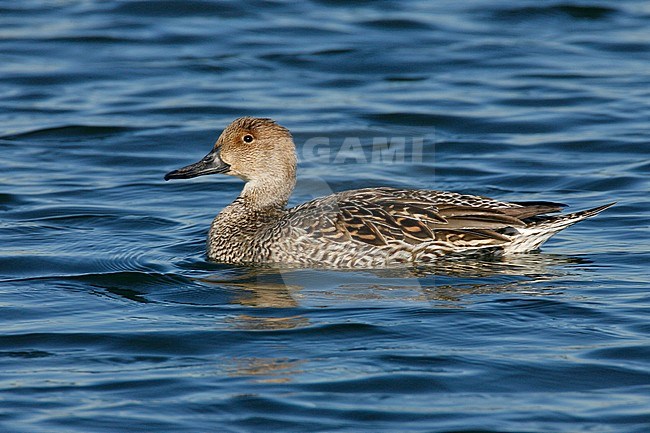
left=1, top=1, right=649, bottom=432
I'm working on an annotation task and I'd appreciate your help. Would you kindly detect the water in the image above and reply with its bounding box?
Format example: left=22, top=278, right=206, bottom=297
left=1, top=1, right=649, bottom=432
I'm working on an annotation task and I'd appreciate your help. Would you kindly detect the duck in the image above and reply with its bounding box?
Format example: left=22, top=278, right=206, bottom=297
left=164, top=117, right=614, bottom=268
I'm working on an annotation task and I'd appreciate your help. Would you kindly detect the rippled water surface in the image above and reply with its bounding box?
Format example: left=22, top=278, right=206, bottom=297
left=1, top=1, right=649, bottom=432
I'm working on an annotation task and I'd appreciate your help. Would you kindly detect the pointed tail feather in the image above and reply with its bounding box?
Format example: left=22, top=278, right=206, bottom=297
left=532, top=202, right=616, bottom=228
left=503, top=202, right=615, bottom=253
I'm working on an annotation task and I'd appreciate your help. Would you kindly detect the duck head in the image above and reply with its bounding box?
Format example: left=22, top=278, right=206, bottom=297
left=164, top=117, right=297, bottom=185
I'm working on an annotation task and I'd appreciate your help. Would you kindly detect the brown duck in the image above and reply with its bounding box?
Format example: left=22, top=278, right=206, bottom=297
left=165, top=117, right=614, bottom=268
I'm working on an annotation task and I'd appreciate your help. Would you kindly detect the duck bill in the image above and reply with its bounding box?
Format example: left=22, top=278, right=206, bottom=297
left=164, top=148, right=230, bottom=180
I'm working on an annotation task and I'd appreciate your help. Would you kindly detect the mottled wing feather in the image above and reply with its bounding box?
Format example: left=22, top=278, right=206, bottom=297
left=505, top=201, right=566, bottom=219
left=335, top=192, right=524, bottom=247
left=434, top=205, right=526, bottom=229
left=340, top=204, right=388, bottom=246
left=340, top=200, right=435, bottom=245
left=434, top=228, right=513, bottom=245
left=287, top=187, right=566, bottom=249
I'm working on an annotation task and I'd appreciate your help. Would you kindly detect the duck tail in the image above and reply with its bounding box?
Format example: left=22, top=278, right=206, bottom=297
left=503, top=202, right=615, bottom=254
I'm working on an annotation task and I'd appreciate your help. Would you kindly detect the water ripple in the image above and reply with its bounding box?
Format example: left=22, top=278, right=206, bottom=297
left=1, top=0, right=648, bottom=432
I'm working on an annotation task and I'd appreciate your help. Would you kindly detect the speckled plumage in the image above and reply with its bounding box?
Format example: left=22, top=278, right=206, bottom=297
left=165, top=117, right=614, bottom=268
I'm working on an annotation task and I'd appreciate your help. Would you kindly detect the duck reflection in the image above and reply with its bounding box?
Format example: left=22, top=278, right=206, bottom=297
left=224, top=314, right=310, bottom=330
left=198, top=252, right=591, bottom=312
left=223, top=356, right=304, bottom=383
left=177, top=253, right=591, bottom=382
left=199, top=270, right=301, bottom=308
left=198, top=269, right=309, bottom=330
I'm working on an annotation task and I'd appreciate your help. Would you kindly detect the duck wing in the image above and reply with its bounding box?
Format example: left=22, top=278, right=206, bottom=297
left=288, top=187, right=565, bottom=248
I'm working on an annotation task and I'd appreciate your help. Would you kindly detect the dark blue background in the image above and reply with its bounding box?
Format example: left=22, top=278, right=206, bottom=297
left=1, top=1, right=648, bottom=432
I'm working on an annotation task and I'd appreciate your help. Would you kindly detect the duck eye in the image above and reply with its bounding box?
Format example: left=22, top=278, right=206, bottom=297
left=243, top=134, right=254, bottom=143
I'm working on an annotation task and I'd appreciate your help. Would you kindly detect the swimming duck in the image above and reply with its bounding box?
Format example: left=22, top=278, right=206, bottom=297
left=165, top=117, right=614, bottom=268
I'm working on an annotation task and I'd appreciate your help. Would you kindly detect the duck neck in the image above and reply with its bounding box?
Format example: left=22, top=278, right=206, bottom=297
left=208, top=175, right=294, bottom=261
left=239, top=175, right=295, bottom=211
